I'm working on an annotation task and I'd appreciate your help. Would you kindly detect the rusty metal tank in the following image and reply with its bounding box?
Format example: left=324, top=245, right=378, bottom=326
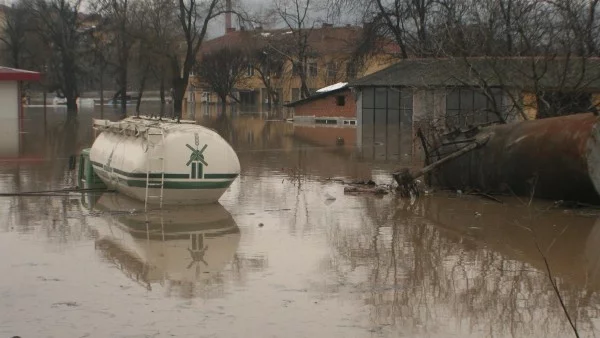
left=433, top=113, right=600, bottom=203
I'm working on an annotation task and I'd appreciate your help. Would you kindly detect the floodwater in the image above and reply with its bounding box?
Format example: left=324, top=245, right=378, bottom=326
left=1, top=103, right=600, bottom=337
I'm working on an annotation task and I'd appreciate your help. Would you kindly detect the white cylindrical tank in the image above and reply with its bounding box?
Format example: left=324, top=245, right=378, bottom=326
left=90, top=116, right=240, bottom=205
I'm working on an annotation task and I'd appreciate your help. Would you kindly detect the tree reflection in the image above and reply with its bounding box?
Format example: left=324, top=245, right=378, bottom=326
left=326, top=195, right=600, bottom=337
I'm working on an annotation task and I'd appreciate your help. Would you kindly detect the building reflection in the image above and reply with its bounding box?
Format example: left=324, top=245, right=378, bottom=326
left=0, top=117, right=20, bottom=158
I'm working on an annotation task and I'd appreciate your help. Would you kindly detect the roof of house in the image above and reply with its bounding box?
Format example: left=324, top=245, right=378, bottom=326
left=316, top=82, right=348, bottom=93
left=349, top=57, right=600, bottom=90
left=284, top=84, right=349, bottom=107
left=200, top=25, right=399, bottom=56
left=0, top=67, right=41, bottom=81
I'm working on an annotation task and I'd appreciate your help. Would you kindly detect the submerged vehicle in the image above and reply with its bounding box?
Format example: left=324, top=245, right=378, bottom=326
left=85, top=116, right=240, bottom=206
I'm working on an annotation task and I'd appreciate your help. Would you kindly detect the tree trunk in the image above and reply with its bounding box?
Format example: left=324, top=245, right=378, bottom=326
left=160, top=75, right=166, bottom=104
left=66, top=96, right=77, bottom=113
left=119, top=67, right=127, bottom=115
left=300, top=73, right=311, bottom=99
left=135, top=65, right=150, bottom=116
left=99, top=70, right=104, bottom=114
left=220, top=94, right=227, bottom=115
left=172, top=77, right=187, bottom=121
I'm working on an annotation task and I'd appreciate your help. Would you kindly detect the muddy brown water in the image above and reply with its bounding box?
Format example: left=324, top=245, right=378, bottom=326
left=1, top=105, right=600, bottom=337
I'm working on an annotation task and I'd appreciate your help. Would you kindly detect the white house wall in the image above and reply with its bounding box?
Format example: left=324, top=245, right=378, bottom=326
left=0, top=81, right=19, bottom=157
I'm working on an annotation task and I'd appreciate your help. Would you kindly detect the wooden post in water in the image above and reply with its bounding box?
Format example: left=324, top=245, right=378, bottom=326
left=100, top=71, right=104, bottom=118
left=43, top=89, right=46, bottom=121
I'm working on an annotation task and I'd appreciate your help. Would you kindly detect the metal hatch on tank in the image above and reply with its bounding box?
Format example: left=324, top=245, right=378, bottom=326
left=88, top=193, right=241, bottom=290
left=88, top=116, right=240, bottom=206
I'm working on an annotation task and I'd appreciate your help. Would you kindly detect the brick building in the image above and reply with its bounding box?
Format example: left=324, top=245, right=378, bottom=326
left=285, top=82, right=357, bottom=125
left=187, top=24, right=398, bottom=107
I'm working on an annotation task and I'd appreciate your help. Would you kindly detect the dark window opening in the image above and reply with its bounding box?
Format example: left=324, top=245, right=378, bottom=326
left=309, top=62, right=318, bottom=77
left=291, top=88, right=300, bottom=102
left=361, top=87, right=412, bottom=126
left=537, top=91, right=593, bottom=118
left=239, top=91, right=257, bottom=105
left=346, top=63, right=357, bottom=80
left=327, top=62, right=338, bottom=79
left=292, top=63, right=302, bottom=76
left=315, top=119, right=337, bottom=124
left=336, top=95, right=345, bottom=106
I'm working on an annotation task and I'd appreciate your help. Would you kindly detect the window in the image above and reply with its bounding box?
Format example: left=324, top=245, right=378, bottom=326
left=292, top=62, right=302, bottom=76
left=292, top=88, right=300, bottom=102
left=315, top=118, right=337, bottom=124
left=246, top=64, right=254, bottom=77
left=446, top=88, right=504, bottom=129
left=336, top=95, right=345, bottom=106
left=346, top=63, right=357, bottom=80
left=361, top=87, right=413, bottom=125
left=326, top=62, right=338, bottom=79
left=309, top=62, right=318, bottom=77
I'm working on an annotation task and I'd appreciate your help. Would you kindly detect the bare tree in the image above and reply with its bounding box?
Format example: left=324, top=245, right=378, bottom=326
left=251, top=46, right=285, bottom=108
left=0, top=1, right=33, bottom=68
left=168, top=0, right=224, bottom=120
left=194, top=47, right=246, bottom=113
left=362, top=0, right=436, bottom=58
left=29, top=0, right=86, bottom=112
left=142, top=0, right=176, bottom=105
left=272, top=0, right=321, bottom=99
left=93, top=0, right=139, bottom=115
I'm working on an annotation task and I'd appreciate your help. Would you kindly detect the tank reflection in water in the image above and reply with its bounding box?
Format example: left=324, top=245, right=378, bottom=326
left=86, top=193, right=240, bottom=297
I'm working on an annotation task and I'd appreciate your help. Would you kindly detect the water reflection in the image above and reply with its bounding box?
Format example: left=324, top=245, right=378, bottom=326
left=3, top=104, right=600, bottom=337
left=85, top=193, right=240, bottom=298
left=326, top=195, right=600, bottom=336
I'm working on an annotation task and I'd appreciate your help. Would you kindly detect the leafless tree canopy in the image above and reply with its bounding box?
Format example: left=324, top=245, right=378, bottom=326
left=194, top=47, right=247, bottom=110
left=3, top=0, right=600, bottom=113
left=334, top=0, right=600, bottom=58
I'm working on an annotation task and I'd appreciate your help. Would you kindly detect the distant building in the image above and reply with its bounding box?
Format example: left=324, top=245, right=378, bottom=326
left=285, top=82, right=356, bottom=125
left=349, top=57, right=600, bottom=161
left=188, top=24, right=398, bottom=107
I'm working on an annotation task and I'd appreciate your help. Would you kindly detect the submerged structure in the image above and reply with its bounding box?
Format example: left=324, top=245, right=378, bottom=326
left=85, top=116, right=240, bottom=206
left=402, top=113, right=600, bottom=204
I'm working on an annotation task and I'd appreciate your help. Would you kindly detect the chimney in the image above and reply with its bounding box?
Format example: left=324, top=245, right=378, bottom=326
left=225, top=0, right=233, bottom=33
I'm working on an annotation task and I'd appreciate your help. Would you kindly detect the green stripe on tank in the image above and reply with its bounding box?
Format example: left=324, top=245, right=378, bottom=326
left=91, top=162, right=238, bottom=180
left=204, top=173, right=239, bottom=179
left=125, top=179, right=233, bottom=189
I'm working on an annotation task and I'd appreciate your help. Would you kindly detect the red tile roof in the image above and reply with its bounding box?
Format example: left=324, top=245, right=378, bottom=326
left=0, top=67, right=41, bottom=81
left=200, top=25, right=399, bottom=56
